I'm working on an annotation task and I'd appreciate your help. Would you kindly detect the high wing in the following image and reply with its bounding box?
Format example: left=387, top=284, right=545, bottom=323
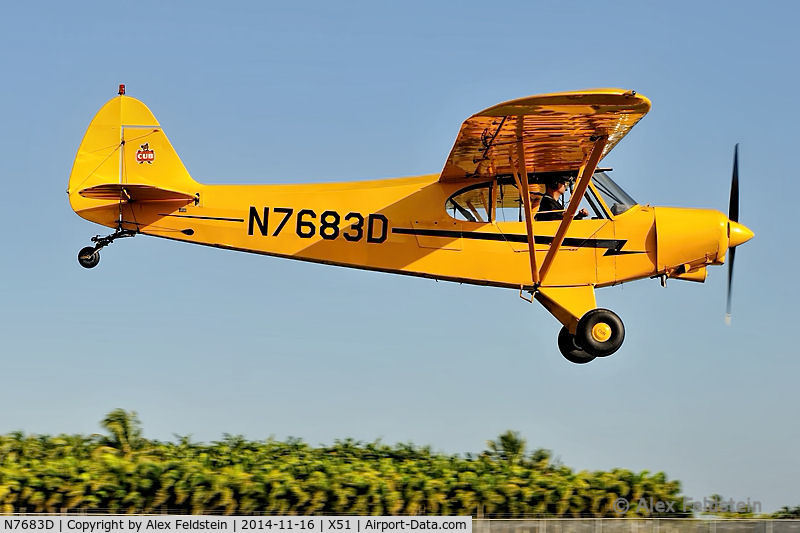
left=440, top=89, right=651, bottom=182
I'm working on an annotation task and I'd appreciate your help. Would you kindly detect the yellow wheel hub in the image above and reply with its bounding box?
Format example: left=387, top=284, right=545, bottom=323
left=591, top=323, right=612, bottom=343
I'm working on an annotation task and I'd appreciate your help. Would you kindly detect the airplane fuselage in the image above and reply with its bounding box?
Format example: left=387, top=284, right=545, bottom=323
left=74, top=173, right=736, bottom=291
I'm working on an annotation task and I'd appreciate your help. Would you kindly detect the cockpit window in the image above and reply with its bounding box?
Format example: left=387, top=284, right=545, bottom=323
left=592, top=171, right=637, bottom=215
left=445, top=180, right=547, bottom=223
left=445, top=183, right=492, bottom=222
left=446, top=176, right=608, bottom=222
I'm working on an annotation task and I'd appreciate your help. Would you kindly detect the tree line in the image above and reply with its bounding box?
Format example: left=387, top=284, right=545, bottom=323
left=0, top=409, right=783, bottom=517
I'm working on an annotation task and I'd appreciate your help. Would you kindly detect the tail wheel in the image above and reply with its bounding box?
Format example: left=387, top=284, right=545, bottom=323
left=78, top=247, right=100, bottom=269
left=558, top=326, right=595, bottom=364
left=576, top=308, right=625, bottom=357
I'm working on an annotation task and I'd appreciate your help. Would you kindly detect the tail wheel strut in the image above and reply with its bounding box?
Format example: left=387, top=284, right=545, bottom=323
left=76, top=228, right=136, bottom=269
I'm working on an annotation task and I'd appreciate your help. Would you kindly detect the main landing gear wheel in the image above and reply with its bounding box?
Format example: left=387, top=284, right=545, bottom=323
left=558, top=326, right=595, bottom=364
left=78, top=247, right=100, bottom=269
left=575, top=308, right=625, bottom=358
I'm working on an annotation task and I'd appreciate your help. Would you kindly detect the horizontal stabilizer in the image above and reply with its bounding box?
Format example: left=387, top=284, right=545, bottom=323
left=79, top=184, right=196, bottom=203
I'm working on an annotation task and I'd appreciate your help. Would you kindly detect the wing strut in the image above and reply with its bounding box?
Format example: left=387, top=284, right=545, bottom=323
left=538, top=136, right=608, bottom=283
left=510, top=119, right=540, bottom=286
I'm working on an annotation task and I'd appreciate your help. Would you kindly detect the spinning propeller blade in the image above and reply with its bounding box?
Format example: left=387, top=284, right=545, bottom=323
left=725, top=144, right=739, bottom=325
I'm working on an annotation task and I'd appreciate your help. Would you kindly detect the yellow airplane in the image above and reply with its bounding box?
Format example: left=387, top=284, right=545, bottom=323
left=68, top=85, right=754, bottom=364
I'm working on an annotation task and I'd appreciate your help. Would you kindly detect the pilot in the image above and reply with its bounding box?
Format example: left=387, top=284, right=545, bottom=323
left=535, top=177, right=589, bottom=221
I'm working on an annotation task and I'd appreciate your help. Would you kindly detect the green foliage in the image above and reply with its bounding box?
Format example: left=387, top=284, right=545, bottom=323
left=100, top=409, right=144, bottom=457
left=486, top=431, right=526, bottom=464
left=0, top=415, right=685, bottom=516
left=772, top=506, right=800, bottom=518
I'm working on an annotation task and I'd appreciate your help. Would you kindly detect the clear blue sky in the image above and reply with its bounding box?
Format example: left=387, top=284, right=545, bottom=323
left=1, top=0, right=797, bottom=513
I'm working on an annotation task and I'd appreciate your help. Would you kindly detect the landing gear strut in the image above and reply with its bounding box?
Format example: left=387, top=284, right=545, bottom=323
left=558, top=308, right=625, bottom=364
left=77, top=228, right=136, bottom=269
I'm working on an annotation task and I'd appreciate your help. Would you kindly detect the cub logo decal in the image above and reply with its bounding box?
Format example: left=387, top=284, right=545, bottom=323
left=136, top=143, right=155, bottom=164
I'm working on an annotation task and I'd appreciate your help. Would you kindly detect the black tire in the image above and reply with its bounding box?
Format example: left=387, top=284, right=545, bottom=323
left=575, top=308, right=625, bottom=357
left=78, top=247, right=100, bottom=269
left=558, top=326, right=595, bottom=364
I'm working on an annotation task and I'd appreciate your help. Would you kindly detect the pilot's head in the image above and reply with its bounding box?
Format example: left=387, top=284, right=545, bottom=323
left=546, top=177, right=570, bottom=194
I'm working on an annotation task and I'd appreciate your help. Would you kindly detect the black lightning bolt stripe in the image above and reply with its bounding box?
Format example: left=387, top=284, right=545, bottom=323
left=391, top=227, right=642, bottom=256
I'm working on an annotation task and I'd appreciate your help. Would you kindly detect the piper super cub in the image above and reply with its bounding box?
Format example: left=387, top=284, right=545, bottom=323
left=68, top=86, right=754, bottom=363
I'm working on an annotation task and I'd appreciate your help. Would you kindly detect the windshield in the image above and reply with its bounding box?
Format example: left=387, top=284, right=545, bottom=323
left=592, top=172, right=637, bottom=215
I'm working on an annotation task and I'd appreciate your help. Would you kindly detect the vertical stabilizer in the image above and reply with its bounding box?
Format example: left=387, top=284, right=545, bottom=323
left=67, top=91, right=199, bottom=225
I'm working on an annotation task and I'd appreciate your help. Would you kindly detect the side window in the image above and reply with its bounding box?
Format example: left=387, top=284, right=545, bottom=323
left=446, top=177, right=608, bottom=222
left=494, top=181, right=545, bottom=222
left=583, top=185, right=608, bottom=219
left=446, top=184, right=492, bottom=222
left=534, top=182, right=607, bottom=221
left=571, top=183, right=607, bottom=220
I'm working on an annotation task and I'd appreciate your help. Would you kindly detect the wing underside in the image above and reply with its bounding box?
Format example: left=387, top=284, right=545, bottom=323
left=440, top=89, right=651, bottom=182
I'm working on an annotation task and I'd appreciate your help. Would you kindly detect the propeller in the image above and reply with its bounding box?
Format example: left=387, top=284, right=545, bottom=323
left=725, top=144, right=739, bottom=325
